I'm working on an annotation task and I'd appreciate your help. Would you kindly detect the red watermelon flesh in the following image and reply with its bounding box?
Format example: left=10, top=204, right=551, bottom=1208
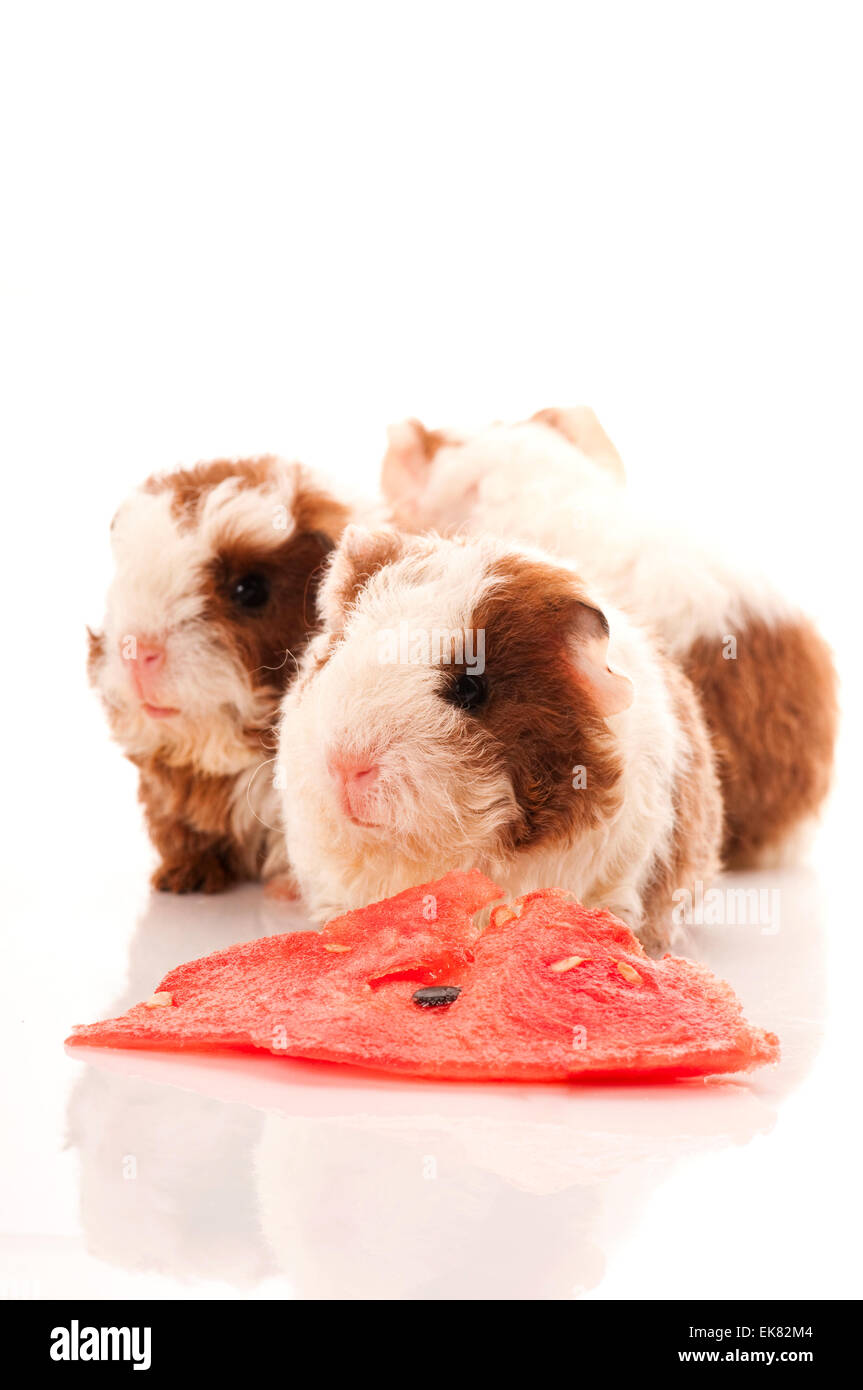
left=66, top=873, right=779, bottom=1082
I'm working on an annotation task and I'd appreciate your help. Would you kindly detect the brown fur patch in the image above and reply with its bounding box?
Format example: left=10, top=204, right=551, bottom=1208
left=86, top=627, right=105, bottom=683
left=143, top=455, right=278, bottom=529
left=141, top=454, right=352, bottom=538
left=134, top=759, right=255, bottom=892
left=320, top=528, right=409, bottom=632
left=468, top=553, right=624, bottom=853
left=146, top=463, right=350, bottom=710
left=410, top=418, right=454, bottom=461
left=639, top=662, right=723, bottom=952
left=292, top=479, right=353, bottom=549
left=682, top=615, right=838, bottom=866
left=202, top=526, right=340, bottom=702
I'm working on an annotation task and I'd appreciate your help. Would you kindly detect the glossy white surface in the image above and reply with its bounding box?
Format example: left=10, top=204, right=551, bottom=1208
left=2, top=821, right=859, bottom=1300
left=2, top=3, right=860, bottom=1301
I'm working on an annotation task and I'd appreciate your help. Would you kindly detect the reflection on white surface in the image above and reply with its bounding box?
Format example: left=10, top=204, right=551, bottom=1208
left=62, top=869, right=826, bottom=1299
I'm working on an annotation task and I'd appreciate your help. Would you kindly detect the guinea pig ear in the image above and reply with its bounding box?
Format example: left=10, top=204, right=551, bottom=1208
left=86, top=626, right=106, bottom=681
left=319, top=524, right=408, bottom=631
left=567, top=601, right=634, bottom=718
left=531, top=406, right=625, bottom=485
left=381, top=419, right=450, bottom=517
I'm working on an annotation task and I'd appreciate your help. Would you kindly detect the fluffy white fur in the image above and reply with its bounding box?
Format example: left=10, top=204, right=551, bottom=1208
left=384, top=418, right=794, bottom=657
left=228, top=760, right=290, bottom=880
left=278, top=532, right=696, bottom=936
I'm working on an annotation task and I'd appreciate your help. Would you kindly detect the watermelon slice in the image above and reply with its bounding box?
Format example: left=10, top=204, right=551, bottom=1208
left=66, top=872, right=779, bottom=1082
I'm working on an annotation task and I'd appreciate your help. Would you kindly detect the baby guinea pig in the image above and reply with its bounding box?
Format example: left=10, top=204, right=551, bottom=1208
left=380, top=406, right=625, bottom=535
left=381, top=409, right=838, bottom=870
left=88, top=456, right=351, bottom=893
left=277, top=526, right=723, bottom=952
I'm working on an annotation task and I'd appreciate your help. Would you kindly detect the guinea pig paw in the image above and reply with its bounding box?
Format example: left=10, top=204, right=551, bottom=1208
left=152, top=852, right=236, bottom=896
left=263, top=872, right=301, bottom=902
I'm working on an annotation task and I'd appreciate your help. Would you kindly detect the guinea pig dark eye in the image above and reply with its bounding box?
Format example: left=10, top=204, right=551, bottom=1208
left=443, top=672, right=488, bottom=712
left=229, top=573, right=270, bottom=610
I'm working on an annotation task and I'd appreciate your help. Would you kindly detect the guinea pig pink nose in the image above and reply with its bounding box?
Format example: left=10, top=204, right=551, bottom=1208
left=134, top=641, right=165, bottom=671
left=327, top=750, right=379, bottom=789
left=125, top=638, right=168, bottom=704
left=327, top=750, right=382, bottom=821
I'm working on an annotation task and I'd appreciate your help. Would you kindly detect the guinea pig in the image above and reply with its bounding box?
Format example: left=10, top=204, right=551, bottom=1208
left=381, top=409, right=838, bottom=869
left=277, top=526, right=723, bottom=953
left=380, top=406, right=625, bottom=536
left=88, top=455, right=351, bottom=893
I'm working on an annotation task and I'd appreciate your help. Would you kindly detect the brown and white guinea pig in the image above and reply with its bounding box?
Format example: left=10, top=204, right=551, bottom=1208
left=277, top=526, right=723, bottom=952
left=88, top=456, right=351, bottom=894
left=381, top=409, right=839, bottom=869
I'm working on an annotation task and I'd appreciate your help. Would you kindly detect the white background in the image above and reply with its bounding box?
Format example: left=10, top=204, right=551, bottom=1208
left=1, top=2, right=861, bottom=1300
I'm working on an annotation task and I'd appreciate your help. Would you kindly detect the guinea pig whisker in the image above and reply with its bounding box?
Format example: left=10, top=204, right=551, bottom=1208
left=259, top=722, right=282, bottom=752
left=244, top=755, right=285, bottom=834
left=252, top=647, right=299, bottom=677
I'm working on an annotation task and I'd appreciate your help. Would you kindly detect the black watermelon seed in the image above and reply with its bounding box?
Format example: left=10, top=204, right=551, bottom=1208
left=412, top=985, right=461, bottom=1008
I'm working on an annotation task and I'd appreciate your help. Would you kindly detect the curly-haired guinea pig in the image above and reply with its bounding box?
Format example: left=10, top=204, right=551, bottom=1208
left=277, top=526, right=722, bottom=952
left=88, top=456, right=351, bottom=893
left=381, top=409, right=838, bottom=870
